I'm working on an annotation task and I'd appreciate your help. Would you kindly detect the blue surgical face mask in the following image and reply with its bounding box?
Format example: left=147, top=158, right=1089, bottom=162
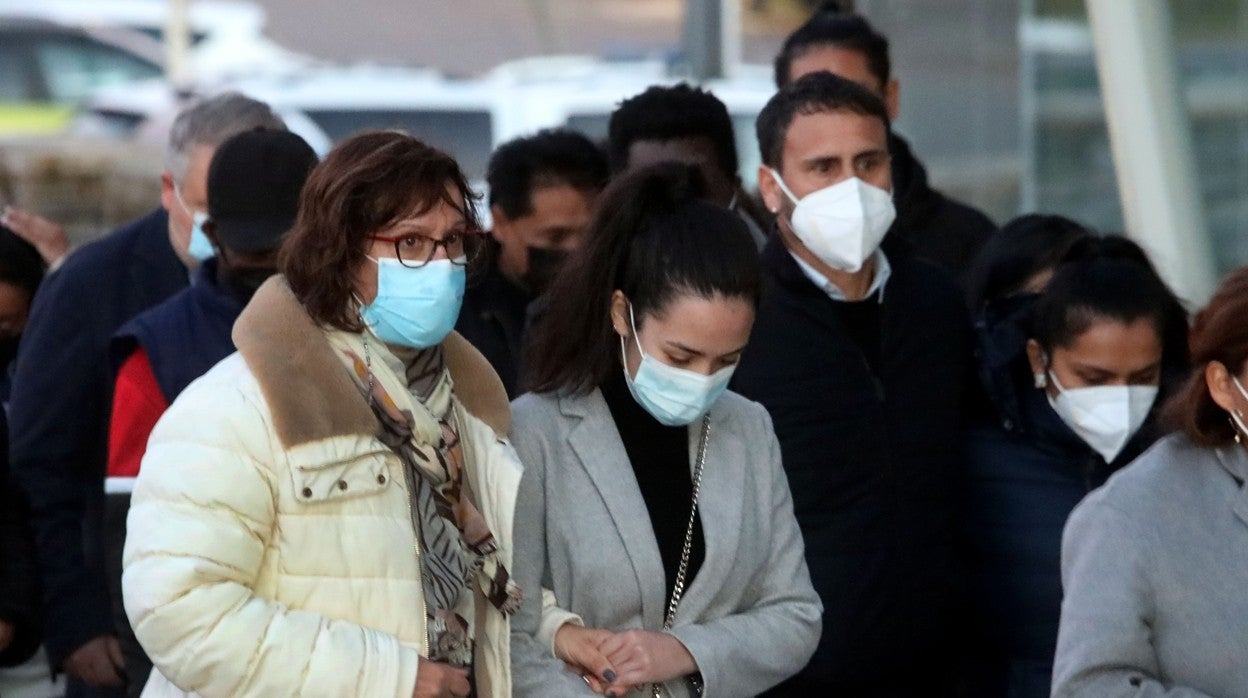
left=360, top=256, right=465, bottom=349
left=620, top=304, right=735, bottom=426
left=175, top=186, right=215, bottom=262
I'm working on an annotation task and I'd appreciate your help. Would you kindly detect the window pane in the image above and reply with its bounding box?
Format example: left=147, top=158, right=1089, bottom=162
left=35, top=38, right=162, bottom=102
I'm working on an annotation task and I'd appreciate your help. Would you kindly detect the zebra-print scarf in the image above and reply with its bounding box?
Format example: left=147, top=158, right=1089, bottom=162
left=342, top=343, right=522, bottom=665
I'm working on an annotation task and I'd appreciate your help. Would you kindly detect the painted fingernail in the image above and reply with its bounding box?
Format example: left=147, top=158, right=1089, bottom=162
left=604, top=670, right=617, bottom=683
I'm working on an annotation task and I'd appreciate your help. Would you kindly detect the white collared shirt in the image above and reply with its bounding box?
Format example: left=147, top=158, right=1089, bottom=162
left=790, top=249, right=892, bottom=304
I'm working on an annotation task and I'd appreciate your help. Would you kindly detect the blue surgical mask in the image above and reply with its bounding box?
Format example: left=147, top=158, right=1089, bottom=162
left=360, top=256, right=465, bottom=349
left=188, top=211, right=215, bottom=262
left=620, top=304, right=734, bottom=426
left=175, top=186, right=215, bottom=262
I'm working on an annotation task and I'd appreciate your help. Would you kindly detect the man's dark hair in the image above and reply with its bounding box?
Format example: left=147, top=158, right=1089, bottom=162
left=756, top=70, right=891, bottom=169
left=606, top=83, right=739, bottom=178
left=0, top=225, right=44, bottom=299
left=775, top=1, right=891, bottom=89
left=487, top=129, right=608, bottom=220
left=966, top=214, right=1091, bottom=309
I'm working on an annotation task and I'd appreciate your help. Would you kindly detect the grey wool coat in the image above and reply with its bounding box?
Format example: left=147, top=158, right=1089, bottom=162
left=508, top=388, right=822, bottom=698
left=1052, top=434, right=1248, bottom=698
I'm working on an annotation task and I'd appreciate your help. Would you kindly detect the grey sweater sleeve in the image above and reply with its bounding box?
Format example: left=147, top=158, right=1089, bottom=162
left=1052, top=498, right=1216, bottom=698
left=507, top=405, right=597, bottom=698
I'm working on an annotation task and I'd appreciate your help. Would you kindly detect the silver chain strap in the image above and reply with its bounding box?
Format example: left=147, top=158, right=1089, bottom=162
left=652, top=413, right=711, bottom=698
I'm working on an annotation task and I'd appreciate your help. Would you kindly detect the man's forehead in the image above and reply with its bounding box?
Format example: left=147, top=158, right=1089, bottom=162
left=627, top=136, right=716, bottom=169
left=789, top=46, right=883, bottom=94
left=785, top=109, right=888, bottom=155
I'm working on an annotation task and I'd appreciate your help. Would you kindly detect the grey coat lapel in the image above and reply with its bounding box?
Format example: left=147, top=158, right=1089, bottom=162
left=562, top=390, right=668, bottom=629
left=675, top=402, right=746, bottom=620
left=1215, top=445, right=1248, bottom=529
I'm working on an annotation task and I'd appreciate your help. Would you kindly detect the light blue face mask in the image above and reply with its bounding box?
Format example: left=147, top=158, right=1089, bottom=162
left=360, top=257, right=465, bottom=349
left=620, top=304, right=735, bottom=426
left=188, top=211, right=215, bottom=262
left=175, top=186, right=215, bottom=262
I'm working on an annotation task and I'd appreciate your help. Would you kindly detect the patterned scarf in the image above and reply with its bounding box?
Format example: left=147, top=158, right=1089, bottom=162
left=340, top=341, right=522, bottom=665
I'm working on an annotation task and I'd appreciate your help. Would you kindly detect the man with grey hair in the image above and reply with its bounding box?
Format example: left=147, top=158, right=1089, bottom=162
left=8, top=92, right=283, bottom=698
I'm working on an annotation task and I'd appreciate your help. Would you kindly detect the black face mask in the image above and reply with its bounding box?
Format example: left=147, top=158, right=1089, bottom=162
left=0, top=334, right=18, bottom=368
left=523, top=247, right=570, bottom=295
left=218, top=266, right=277, bottom=306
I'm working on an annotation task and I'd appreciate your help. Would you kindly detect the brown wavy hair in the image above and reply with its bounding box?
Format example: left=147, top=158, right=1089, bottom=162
left=279, top=130, right=480, bottom=332
left=1163, top=266, right=1248, bottom=446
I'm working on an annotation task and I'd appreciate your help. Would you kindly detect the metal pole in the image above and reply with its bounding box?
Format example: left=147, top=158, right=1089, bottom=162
left=720, top=0, right=741, bottom=78
left=1086, top=0, right=1216, bottom=304
left=681, top=0, right=724, bottom=81
left=166, top=0, right=192, bottom=90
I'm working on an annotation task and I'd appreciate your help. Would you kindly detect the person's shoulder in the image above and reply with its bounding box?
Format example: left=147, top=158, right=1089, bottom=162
left=715, top=390, right=771, bottom=429
left=888, top=252, right=968, bottom=316
left=931, top=193, right=997, bottom=238
left=510, top=390, right=570, bottom=429
left=152, top=352, right=270, bottom=449
left=44, top=210, right=168, bottom=303
left=1085, top=433, right=1212, bottom=513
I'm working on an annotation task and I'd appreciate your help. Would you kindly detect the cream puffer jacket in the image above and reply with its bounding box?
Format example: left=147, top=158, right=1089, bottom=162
left=122, top=278, right=528, bottom=698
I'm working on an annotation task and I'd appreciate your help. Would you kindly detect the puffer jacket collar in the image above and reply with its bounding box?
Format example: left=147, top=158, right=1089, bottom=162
left=232, top=276, right=510, bottom=451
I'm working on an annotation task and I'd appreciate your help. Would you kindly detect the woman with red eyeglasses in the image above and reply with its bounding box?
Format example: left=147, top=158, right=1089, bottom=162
left=121, top=130, right=524, bottom=698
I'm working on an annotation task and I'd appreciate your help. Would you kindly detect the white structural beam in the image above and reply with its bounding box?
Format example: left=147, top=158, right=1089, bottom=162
left=1086, top=0, right=1216, bottom=304
left=165, top=0, right=193, bottom=90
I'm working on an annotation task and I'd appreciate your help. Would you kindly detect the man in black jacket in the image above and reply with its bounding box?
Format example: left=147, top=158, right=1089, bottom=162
left=7, top=93, right=283, bottom=698
left=457, top=129, right=607, bottom=397
left=734, top=71, right=973, bottom=696
left=775, top=1, right=996, bottom=276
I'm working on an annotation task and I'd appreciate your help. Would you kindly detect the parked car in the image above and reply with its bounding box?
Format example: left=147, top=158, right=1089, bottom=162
left=0, top=17, right=162, bottom=135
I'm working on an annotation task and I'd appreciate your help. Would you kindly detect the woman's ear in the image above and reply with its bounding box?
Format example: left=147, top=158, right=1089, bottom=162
left=1205, top=360, right=1237, bottom=414
left=1025, top=339, right=1047, bottom=388
left=610, top=290, right=630, bottom=338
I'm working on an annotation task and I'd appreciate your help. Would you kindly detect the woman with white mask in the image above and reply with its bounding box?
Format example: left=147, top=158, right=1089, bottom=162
left=1053, top=265, right=1248, bottom=697
left=960, top=236, right=1189, bottom=698
left=508, top=163, right=821, bottom=698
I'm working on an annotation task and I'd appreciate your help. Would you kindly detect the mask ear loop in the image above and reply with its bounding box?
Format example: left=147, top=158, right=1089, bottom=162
left=627, top=302, right=645, bottom=356
left=1230, top=376, right=1248, bottom=444
left=767, top=168, right=801, bottom=206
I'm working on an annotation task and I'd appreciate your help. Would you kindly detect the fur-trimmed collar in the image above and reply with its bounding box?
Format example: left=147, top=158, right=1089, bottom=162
left=232, top=276, right=510, bottom=449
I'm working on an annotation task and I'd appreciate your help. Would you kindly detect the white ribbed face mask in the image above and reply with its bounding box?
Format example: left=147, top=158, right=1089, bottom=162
left=1046, top=371, right=1158, bottom=463
left=769, top=171, right=896, bottom=273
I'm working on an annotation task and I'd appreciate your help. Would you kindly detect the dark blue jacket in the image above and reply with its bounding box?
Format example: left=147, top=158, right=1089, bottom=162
left=960, top=297, right=1163, bottom=698
left=6, top=208, right=187, bottom=677
left=734, top=238, right=975, bottom=697
left=0, top=405, right=41, bottom=668
left=112, top=259, right=243, bottom=402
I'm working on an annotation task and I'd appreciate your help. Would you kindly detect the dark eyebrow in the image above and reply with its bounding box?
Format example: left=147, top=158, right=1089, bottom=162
left=801, top=154, right=840, bottom=168
left=853, top=149, right=890, bottom=162
left=665, top=340, right=750, bottom=357
left=1128, top=362, right=1163, bottom=378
